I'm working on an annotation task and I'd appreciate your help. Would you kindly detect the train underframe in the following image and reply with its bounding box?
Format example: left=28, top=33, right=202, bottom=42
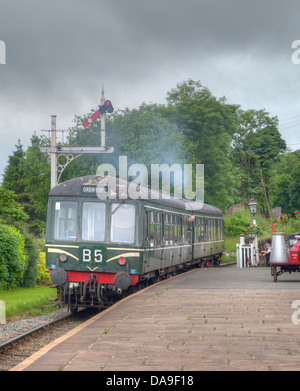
left=55, top=253, right=222, bottom=314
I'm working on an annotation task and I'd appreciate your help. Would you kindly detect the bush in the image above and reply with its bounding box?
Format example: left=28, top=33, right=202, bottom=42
left=13, top=221, right=40, bottom=287
left=224, top=213, right=250, bottom=237
left=0, top=224, right=26, bottom=289
left=37, top=252, right=51, bottom=284
left=264, top=210, right=300, bottom=237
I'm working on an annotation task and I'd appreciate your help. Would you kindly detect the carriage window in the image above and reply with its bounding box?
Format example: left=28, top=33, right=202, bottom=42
left=82, top=202, right=106, bottom=242
left=111, top=203, right=136, bottom=243
left=203, top=218, right=207, bottom=241
left=183, top=215, right=189, bottom=244
left=156, top=212, right=162, bottom=246
left=199, top=218, right=205, bottom=241
left=213, top=220, right=216, bottom=241
left=149, top=211, right=155, bottom=247
left=54, top=201, right=77, bottom=241
left=169, top=214, right=174, bottom=244
left=196, top=218, right=200, bottom=242
left=164, top=214, right=170, bottom=244
left=173, top=215, right=178, bottom=244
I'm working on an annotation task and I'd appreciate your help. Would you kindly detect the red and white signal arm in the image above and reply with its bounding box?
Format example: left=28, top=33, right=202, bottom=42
left=82, top=110, right=101, bottom=129
left=82, top=100, right=113, bottom=128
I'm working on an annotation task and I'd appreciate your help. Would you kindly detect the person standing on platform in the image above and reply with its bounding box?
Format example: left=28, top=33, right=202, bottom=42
left=261, top=240, right=272, bottom=267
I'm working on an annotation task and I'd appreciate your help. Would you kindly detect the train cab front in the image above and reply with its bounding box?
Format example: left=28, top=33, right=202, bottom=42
left=45, top=194, right=142, bottom=312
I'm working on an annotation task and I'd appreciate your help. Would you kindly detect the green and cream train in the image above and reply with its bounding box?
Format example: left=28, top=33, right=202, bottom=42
left=45, top=175, right=224, bottom=312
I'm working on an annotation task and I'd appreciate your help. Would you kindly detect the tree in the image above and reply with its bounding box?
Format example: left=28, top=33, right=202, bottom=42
left=2, top=135, right=50, bottom=234
left=288, top=157, right=300, bottom=211
left=269, top=150, right=300, bottom=214
left=62, top=104, right=185, bottom=186
left=22, top=134, right=51, bottom=234
left=232, top=109, right=287, bottom=217
left=0, top=186, right=28, bottom=223
left=164, top=79, right=240, bottom=211
left=2, top=140, right=26, bottom=203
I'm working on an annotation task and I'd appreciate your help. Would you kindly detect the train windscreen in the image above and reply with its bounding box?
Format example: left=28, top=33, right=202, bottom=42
left=110, top=203, right=135, bottom=243
left=82, top=202, right=106, bottom=242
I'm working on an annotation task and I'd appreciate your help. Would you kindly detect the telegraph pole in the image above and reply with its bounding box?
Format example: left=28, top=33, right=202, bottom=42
left=50, top=115, right=58, bottom=189
left=100, top=85, right=106, bottom=149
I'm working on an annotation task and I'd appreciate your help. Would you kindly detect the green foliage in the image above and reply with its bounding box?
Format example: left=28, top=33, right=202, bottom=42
left=2, top=140, right=26, bottom=199
left=224, top=212, right=250, bottom=237
left=232, top=109, right=287, bottom=217
left=224, top=236, right=240, bottom=253
left=165, top=79, right=240, bottom=211
left=226, top=208, right=300, bottom=240
left=37, top=252, right=51, bottom=284
left=288, top=158, right=300, bottom=211
left=63, top=104, right=185, bottom=183
left=269, top=151, right=299, bottom=213
left=2, top=135, right=50, bottom=235
left=0, top=186, right=28, bottom=223
left=1, top=78, right=299, bottom=239
left=246, top=224, right=262, bottom=236
left=21, top=135, right=51, bottom=234
left=110, top=104, right=185, bottom=168
left=0, top=224, right=26, bottom=289
left=13, top=221, right=41, bottom=287
left=265, top=211, right=300, bottom=236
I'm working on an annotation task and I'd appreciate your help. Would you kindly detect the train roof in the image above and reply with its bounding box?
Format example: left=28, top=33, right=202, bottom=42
left=49, top=175, right=223, bottom=216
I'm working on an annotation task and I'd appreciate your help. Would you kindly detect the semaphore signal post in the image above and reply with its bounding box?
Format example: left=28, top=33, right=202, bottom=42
left=40, top=87, right=114, bottom=189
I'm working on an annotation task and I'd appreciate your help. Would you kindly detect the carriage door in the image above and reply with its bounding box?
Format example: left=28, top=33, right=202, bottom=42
left=145, top=210, right=155, bottom=269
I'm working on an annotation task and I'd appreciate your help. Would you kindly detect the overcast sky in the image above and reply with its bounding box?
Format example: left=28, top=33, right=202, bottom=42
left=0, top=0, right=300, bottom=181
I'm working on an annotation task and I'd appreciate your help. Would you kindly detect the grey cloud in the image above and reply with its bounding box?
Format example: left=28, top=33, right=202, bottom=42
left=0, top=0, right=300, bottom=179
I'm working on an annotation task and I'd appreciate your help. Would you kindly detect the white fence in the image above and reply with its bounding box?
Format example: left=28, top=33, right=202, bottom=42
left=236, top=234, right=256, bottom=268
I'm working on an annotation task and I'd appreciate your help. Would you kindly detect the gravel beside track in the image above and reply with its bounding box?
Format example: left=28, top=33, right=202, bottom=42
left=0, top=307, right=79, bottom=371
left=0, top=307, right=69, bottom=344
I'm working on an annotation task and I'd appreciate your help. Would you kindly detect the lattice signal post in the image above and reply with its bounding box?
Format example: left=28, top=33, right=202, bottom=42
left=40, top=88, right=114, bottom=189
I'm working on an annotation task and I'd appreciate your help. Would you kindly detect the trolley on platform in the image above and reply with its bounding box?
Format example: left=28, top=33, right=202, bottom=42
left=270, top=232, right=300, bottom=282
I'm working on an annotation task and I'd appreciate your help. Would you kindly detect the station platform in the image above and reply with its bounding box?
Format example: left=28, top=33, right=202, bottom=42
left=11, top=266, right=300, bottom=371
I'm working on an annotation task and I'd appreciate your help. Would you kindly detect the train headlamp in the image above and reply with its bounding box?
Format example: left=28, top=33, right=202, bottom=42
left=119, top=257, right=126, bottom=266
left=60, top=254, right=68, bottom=262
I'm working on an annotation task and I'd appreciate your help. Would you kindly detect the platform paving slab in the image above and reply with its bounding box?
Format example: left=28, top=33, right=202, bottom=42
left=10, top=267, right=300, bottom=371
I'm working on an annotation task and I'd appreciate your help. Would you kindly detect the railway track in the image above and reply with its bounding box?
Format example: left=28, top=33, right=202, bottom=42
left=0, top=308, right=97, bottom=371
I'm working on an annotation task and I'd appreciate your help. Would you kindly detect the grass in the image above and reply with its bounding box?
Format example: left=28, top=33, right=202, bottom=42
left=0, top=286, right=59, bottom=320
left=224, top=236, right=240, bottom=253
